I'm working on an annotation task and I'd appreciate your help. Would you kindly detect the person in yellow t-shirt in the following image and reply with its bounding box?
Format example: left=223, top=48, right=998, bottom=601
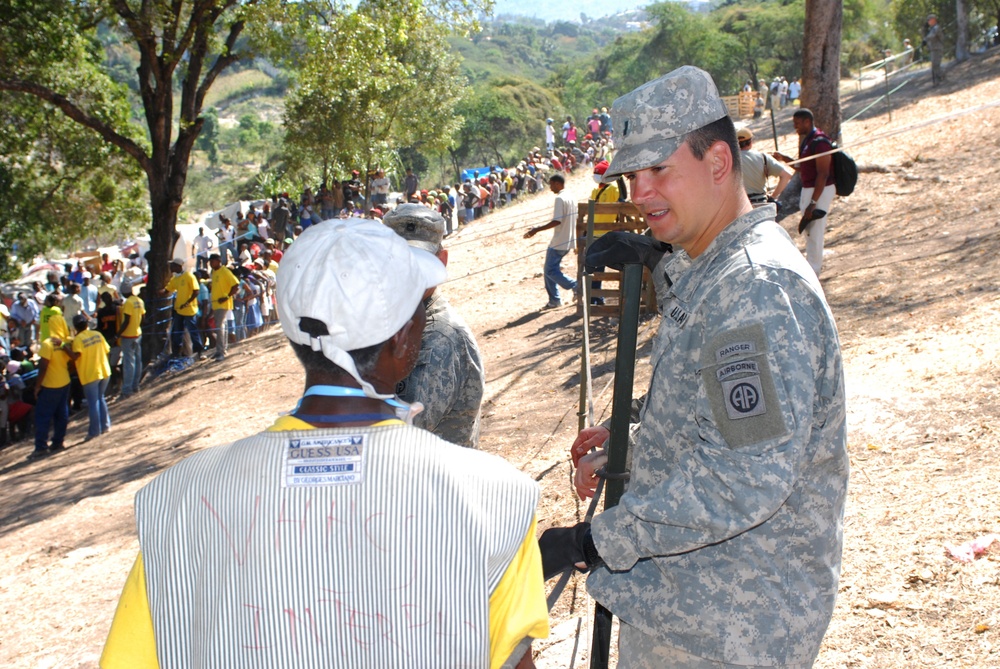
left=28, top=332, right=73, bottom=461
left=101, top=220, right=548, bottom=669
left=117, top=281, right=145, bottom=398
left=586, top=159, right=627, bottom=307
left=159, top=258, right=205, bottom=359
left=208, top=253, right=240, bottom=361
left=67, top=314, right=111, bottom=440
left=39, top=294, right=71, bottom=342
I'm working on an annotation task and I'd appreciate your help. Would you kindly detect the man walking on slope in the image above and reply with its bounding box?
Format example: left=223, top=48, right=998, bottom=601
left=524, top=173, right=579, bottom=309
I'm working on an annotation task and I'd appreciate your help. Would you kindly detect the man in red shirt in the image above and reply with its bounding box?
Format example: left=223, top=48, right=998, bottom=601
left=793, top=108, right=836, bottom=276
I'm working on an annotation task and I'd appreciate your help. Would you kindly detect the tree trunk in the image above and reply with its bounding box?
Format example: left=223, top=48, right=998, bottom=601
left=448, top=148, right=462, bottom=184
left=801, top=0, right=843, bottom=141
left=955, top=0, right=970, bottom=61
left=143, top=173, right=181, bottom=363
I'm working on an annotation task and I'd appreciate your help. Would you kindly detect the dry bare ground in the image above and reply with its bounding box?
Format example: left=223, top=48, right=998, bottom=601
left=2, top=52, right=999, bottom=668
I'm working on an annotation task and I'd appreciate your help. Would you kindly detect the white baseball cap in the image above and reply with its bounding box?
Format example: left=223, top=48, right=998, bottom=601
left=276, top=218, right=446, bottom=397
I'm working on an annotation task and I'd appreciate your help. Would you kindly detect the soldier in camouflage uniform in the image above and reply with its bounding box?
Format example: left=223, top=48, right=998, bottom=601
left=539, top=67, right=848, bottom=668
left=384, top=204, right=486, bottom=448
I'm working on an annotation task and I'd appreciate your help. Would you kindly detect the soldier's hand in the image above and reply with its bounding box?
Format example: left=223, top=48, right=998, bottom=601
left=538, top=522, right=602, bottom=580
left=571, top=425, right=610, bottom=467
left=585, top=231, right=670, bottom=272
left=574, top=450, right=608, bottom=500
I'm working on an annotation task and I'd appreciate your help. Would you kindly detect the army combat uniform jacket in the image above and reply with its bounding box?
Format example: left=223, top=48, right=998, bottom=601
left=397, top=293, right=485, bottom=448
left=588, top=206, right=848, bottom=666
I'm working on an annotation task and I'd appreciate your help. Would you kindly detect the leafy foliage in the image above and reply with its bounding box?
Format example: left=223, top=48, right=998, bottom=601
left=281, top=0, right=467, bottom=188
left=449, top=77, right=561, bottom=174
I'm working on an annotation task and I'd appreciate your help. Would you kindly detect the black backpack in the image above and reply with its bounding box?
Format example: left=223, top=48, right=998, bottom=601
left=831, top=146, right=858, bottom=197
left=808, top=134, right=858, bottom=197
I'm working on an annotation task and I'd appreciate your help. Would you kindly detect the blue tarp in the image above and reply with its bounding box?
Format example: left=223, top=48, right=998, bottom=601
left=460, top=166, right=502, bottom=183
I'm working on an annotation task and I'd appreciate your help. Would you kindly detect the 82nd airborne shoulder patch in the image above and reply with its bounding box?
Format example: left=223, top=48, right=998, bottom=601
left=700, top=323, right=788, bottom=448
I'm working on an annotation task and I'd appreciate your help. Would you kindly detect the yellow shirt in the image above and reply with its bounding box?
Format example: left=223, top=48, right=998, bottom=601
left=164, top=271, right=198, bottom=316
left=209, top=266, right=239, bottom=310
left=39, top=338, right=71, bottom=389
left=120, top=295, right=145, bottom=338
left=590, top=182, right=621, bottom=238
left=72, top=330, right=111, bottom=385
left=101, top=415, right=548, bottom=669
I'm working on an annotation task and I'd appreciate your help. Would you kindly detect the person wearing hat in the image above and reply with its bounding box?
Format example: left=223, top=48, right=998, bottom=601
left=383, top=204, right=486, bottom=449
left=736, top=125, right=793, bottom=206
left=160, top=258, right=205, bottom=359
left=541, top=66, right=847, bottom=668
left=923, top=13, right=945, bottom=85
left=524, top=173, right=579, bottom=309
left=116, top=280, right=145, bottom=398
left=100, top=219, right=548, bottom=668
left=67, top=313, right=111, bottom=440
left=585, top=160, right=627, bottom=306
left=545, top=117, right=555, bottom=151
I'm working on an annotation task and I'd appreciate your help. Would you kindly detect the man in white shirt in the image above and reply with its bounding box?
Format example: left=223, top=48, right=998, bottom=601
left=523, top=173, right=578, bottom=309
left=191, top=227, right=214, bottom=271
left=371, top=168, right=390, bottom=206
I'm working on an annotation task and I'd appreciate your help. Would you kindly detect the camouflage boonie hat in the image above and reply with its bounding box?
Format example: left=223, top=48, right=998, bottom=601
left=383, top=203, right=445, bottom=253
left=603, top=66, right=729, bottom=182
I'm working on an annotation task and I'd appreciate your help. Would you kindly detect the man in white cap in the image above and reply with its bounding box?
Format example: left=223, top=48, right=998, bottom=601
left=100, top=219, right=548, bottom=669
left=542, top=66, right=847, bottom=668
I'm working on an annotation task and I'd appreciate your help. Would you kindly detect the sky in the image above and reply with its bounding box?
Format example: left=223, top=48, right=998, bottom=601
left=491, top=0, right=650, bottom=24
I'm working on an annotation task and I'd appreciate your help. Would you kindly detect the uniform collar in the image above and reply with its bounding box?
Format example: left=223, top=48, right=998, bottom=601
left=662, top=205, right=776, bottom=303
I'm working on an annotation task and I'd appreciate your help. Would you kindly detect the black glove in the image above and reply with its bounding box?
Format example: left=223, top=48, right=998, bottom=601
left=797, top=208, right=826, bottom=234
left=538, top=522, right=603, bottom=580
left=585, top=231, right=671, bottom=272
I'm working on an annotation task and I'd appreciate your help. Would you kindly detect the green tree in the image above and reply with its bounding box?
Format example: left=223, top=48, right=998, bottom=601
left=715, top=1, right=806, bottom=84
left=0, top=97, right=147, bottom=278
left=449, top=78, right=560, bottom=178
left=281, top=0, right=468, bottom=203
left=0, top=0, right=255, bottom=339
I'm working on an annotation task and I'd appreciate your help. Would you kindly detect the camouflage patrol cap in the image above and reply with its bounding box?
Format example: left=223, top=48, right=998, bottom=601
left=603, top=66, right=729, bottom=182
left=383, top=203, right=445, bottom=253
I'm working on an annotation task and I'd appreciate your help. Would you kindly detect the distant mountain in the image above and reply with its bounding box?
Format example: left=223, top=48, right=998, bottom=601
left=492, top=0, right=650, bottom=23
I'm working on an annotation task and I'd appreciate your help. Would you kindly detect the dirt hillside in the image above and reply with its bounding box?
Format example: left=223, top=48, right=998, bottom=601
left=2, top=51, right=1000, bottom=668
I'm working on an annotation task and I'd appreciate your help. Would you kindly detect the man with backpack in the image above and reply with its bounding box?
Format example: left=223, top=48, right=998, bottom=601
left=793, top=108, right=836, bottom=276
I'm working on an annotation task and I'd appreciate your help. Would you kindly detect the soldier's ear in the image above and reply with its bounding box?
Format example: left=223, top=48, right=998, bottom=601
left=436, top=249, right=449, bottom=268
left=709, top=141, right=734, bottom=185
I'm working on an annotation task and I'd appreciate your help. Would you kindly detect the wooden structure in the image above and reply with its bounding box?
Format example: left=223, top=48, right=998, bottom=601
left=722, top=92, right=757, bottom=119
left=576, top=201, right=658, bottom=318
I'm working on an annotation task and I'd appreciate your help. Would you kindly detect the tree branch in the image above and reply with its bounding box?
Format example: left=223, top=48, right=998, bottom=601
left=195, top=20, right=245, bottom=111
left=0, top=80, right=151, bottom=174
